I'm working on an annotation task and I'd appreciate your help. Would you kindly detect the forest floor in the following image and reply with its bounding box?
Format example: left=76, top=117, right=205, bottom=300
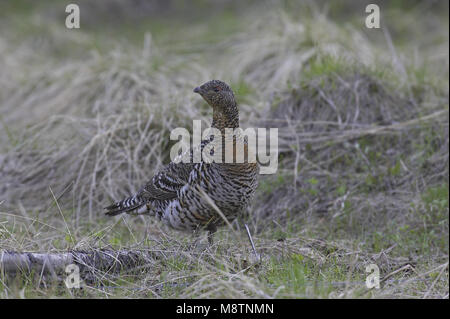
left=0, top=0, right=448, bottom=298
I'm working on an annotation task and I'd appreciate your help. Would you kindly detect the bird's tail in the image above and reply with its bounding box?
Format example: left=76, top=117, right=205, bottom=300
left=104, top=194, right=147, bottom=216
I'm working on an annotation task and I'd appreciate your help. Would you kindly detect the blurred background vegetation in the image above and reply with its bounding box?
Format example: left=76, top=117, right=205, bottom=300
left=0, top=0, right=448, bottom=298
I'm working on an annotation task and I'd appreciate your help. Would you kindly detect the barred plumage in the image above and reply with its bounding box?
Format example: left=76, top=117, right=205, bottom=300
left=105, top=80, right=259, bottom=239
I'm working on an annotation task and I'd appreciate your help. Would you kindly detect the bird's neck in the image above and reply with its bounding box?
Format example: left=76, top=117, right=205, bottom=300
left=211, top=102, right=239, bottom=132
left=210, top=102, right=248, bottom=165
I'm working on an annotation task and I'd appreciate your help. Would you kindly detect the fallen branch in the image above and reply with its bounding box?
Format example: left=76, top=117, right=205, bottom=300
left=0, top=249, right=159, bottom=281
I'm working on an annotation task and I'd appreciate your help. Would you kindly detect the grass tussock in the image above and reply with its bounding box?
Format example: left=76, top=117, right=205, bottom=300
left=0, top=1, right=448, bottom=298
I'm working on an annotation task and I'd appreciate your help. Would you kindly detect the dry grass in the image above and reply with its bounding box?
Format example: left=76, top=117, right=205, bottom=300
left=0, top=0, right=448, bottom=298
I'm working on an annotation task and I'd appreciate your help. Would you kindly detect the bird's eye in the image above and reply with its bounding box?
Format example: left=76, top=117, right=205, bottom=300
left=213, top=86, right=221, bottom=92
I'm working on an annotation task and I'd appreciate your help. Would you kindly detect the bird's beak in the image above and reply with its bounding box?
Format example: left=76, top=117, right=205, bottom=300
left=193, top=86, right=202, bottom=94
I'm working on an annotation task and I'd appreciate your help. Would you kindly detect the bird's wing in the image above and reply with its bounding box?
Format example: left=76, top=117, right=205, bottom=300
left=138, top=161, right=194, bottom=201
left=138, top=137, right=212, bottom=201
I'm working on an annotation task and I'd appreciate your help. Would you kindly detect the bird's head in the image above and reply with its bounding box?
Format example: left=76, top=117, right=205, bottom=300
left=193, top=80, right=236, bottom=110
